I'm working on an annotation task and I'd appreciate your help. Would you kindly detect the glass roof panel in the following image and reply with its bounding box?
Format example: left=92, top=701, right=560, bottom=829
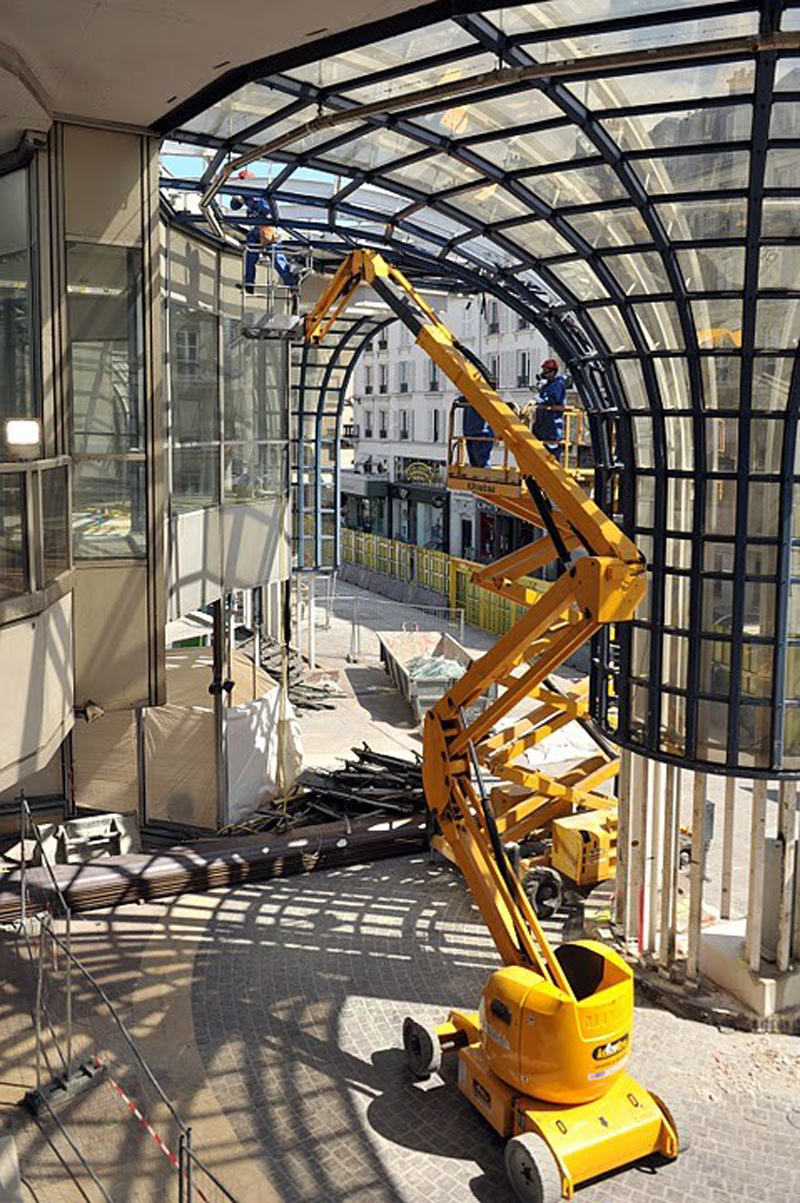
left=677, top=247, right=746, bottom=292
left=486, top=0, right=737, bottom=34
left=278, top=121, right=363, bottom=156
left=479, top=125, right=597, bottom=173
left=341, top=52, right=498, bottom=105
left=573, top=62, right=754, bottom=112
left=537, top=12, right=758, bottom=59
left=774, top=60, right=800, bottom=90
left=765, top=147, right=800, bottom=188
left=412, top=89, right=563, bottom=140
left=553, top=258, right=610, bottom=301
left=284, top=21, right=476, bottom=87
left=602, top=251, right=671, bottom=296
left=523, top=163, right=628, bottom=208
left=762, top=198, right=800, bottom=238
left=590, top=305, right=636, bottom=352
left=564, top=207, right=653, bottom=249
left=760, top=245, right=800, bottom=290
left=339, top=185, right=406, bottom=216
left=655, top=198, right=747, bottom=240
left=182, top=84, right=298, bottom=140
left=446, top=184, right=532, bottom=224
left=633, top=301, right=684, bottom=351
left=455, top=235, right=518, bottom=269
left=383, top=154, right=482, bottom=193
left=312, top=128, right=423, bottom=172
left=502, top=220, right=576, bottom=259
left=692, top=299, right=743, bottom=348
left=603, top=105, right=752, bottom=152
left=769, top=100, right=799, bottom=137
left=633, top=151, right=751, bottom=194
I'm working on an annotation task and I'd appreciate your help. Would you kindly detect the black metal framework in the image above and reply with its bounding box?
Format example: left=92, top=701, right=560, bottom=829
left=159, top=1, right=800, bottom=776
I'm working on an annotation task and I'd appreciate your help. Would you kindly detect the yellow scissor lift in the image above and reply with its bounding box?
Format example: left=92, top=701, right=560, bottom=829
left=306, top=250, right=685, bottom=1202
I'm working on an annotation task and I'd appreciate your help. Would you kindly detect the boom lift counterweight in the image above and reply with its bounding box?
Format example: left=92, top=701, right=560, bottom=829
left=306, top=250, right=686, bottom=1202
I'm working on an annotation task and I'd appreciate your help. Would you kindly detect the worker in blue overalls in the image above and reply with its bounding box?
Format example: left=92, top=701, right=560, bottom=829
left=534, top=357, right=567, bottom=460
left=230, top=181, right=295, bottom=292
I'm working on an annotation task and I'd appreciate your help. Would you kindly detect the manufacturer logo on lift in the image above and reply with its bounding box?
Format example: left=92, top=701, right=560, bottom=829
left=592, top=1034, right=629, bottom=1062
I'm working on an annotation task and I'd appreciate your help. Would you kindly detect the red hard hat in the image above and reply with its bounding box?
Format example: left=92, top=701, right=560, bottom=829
left=541, top=358, right=558, bottom=371
left=237, top=168, right=256, bottom=180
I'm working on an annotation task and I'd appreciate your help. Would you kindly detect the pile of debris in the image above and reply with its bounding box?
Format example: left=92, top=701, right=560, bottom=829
left=221, top=745, right=425, bottom=835
left=406, top=652, right=466, bottom=681
left=242, top=634, right=345, bottom=711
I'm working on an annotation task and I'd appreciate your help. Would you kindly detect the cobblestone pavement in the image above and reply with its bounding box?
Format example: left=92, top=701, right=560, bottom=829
left=192, top=854, right=800, bottom=1203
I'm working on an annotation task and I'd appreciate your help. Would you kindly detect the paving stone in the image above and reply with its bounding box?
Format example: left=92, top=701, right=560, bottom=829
left=191, top=855, right=800, bottom=1202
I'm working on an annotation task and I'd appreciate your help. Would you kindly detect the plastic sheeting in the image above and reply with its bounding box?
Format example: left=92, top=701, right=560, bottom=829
left=226, top=688, right=303, bottom=825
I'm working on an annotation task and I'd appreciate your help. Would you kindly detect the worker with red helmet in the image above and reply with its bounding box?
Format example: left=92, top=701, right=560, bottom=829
left=534, top=357, right=567, bottom=459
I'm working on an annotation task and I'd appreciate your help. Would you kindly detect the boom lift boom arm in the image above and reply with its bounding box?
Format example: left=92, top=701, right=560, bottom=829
left=305, top=249, right=645, bottom=997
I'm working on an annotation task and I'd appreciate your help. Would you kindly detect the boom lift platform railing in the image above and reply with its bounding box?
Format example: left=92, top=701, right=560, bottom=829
left=305, top=250, right=685, bottom=1203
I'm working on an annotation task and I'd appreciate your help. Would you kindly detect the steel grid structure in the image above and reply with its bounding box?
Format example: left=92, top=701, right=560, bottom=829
left=158, top=1, right=800, bottom=777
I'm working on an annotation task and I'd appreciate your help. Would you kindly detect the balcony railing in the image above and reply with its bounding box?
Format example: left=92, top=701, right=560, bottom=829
left=365, top=385, right=373, bottom=394
left=342, top=423, right=360, bottom=441
left=399, top=382, right=409, bottom=393
left=364, top=428, right=373, bottom=438
left=379, top=384, right=388, bottom=394
left=379, top=429, right=388, bottom=439
left=399, top=430, right=410, bottom=440
left=0, top=457, right=73, bottom=624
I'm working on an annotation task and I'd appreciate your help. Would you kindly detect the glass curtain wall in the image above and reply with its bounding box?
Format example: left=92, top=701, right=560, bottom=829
left=0, top=167, right=35, bottom=446
left=68, top=242, right=145, bottom=558
left=165, top=235, right=287, bottom=516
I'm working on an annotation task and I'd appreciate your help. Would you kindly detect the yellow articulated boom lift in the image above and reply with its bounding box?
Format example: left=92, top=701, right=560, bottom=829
left=306, top=250, right=686, bottom=1202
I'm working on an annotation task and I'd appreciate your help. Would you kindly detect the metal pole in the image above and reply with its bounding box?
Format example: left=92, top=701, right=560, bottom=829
left=186, top=1126, right=193, bottom=1202
left=686, top=771, right=707, bottom=982
left=459, top=607, right=465, bottom=644
left=65, top=908, right=72, bottom=1069
left=775, top=779, right=797, bottom=973
left=212, top=599, right=229, bottom=830
left=308, top=573, right=316, bottom=670
left=658, top=764, right=678, bottom=970
left=252, top=586, right=262, bottom=702
left=35, top=920, right=44, bottom=1090
left=720, top=776, right=736, bottom=921
left=178, top=1132, right=185, bottom=1203
left=614, top=750, right=632, bottom=936
left=135, top=708, right=147, bottom=830
left=745, top=777, right=767, bottom=973
left=19, top=794, right=26, bottom=927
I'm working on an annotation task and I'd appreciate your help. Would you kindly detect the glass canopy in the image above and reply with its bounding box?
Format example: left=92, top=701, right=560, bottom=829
left=159, top=1, right=800, bottom=777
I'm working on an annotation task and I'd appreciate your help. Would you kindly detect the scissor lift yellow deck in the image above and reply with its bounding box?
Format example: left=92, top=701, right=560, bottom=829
left=305, top=250, right=686, bottom=1203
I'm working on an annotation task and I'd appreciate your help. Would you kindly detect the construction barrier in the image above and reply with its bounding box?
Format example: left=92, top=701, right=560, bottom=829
left=340, top=529, right=549, bottom=637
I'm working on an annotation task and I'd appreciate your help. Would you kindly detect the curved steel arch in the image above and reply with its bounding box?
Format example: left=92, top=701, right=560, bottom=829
left=161, top=1, right=800, bottom=774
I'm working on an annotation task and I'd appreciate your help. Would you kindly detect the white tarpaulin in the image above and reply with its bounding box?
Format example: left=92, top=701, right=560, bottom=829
left=226, top=687, right=303, bottom=825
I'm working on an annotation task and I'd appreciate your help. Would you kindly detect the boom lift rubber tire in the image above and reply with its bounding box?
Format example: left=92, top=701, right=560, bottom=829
left=505, top=1131, right=563, bottom=1203
left=402, top=1017, right=441, bottom=1079
left=522, top=866, right=563, bottom=920
left=650, top=1091, right=692, bottom=1154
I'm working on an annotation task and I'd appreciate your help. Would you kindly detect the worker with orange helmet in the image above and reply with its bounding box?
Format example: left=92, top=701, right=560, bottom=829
left=534, top=357, right=566, bottom=459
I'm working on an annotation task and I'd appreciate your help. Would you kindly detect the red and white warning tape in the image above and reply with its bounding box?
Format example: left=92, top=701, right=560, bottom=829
left=95, top=1057, right=209, bottom=1202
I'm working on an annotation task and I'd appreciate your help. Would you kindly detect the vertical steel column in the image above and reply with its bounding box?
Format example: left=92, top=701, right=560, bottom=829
left=307, top=573, right=316, bottom=670
left=644, top=758, right=663, bottom=957
left=65, top=909, right=72, bottom=1068
left=776, top=780, right=797, bottom=973
left=745, top=777, right=768, bottom=973
left=686, top=771, right=707, bottom=982
left=614, top=749, right=632, bottom=934
left=211, top=599, right=229, bottom=830
left=658, top=764, right=679, bottom=969
left=19, top=794, right=26, bottom=927
left=253, top=586, right=263, bottom=702
left=135, top=708, right=147, bottom=829
left=628, top=753, right=648, bottom=950
left=720, top=777, right=736, bottom=921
